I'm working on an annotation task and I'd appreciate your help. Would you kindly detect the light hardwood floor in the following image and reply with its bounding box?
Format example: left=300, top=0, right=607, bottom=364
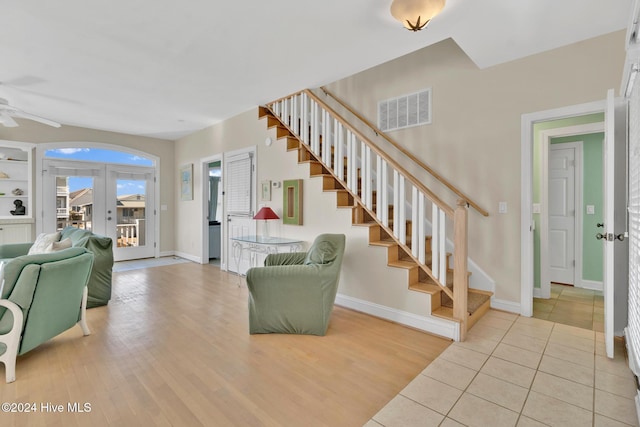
left=0, top=262, right=451, bottom=427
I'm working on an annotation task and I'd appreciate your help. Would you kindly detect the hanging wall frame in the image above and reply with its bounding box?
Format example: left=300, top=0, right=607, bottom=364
left=282, top=179, right=303, bottom=225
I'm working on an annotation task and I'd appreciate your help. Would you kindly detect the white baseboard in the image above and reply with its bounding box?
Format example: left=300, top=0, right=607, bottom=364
left=173, top=251, right=202, bottom=264
left=159, top=250, right=175, bottom=258
left=579, top=279, right=603, bottom=292
left=335, top=293, right=459, bottom=341
left=533, top=287, right=543, bottom=298
left=491, top=298, right=521, bottom=314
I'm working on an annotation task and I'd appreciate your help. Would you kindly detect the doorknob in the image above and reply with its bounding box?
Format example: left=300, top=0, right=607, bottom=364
left=107, top=217, right=112, bottom=221
left=596, top=223, right=604, bottom=228
left=616, top=234, right=626, bottom=241
left=596, top=233, right=605, bottom=240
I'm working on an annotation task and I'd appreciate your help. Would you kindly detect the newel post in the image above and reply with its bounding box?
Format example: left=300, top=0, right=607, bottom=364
left=453, top=198, right=468, bottom=341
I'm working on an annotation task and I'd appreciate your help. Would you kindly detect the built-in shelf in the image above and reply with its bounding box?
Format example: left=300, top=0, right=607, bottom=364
left=0, top=141, right=33, bottom=220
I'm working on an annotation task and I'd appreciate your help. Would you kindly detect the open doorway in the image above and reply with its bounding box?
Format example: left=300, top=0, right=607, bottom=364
left=534, top=122, right=605, bottom=330
left=201, top=154, right=222, bottom=267
left=207, top=161, right=222, bottom=266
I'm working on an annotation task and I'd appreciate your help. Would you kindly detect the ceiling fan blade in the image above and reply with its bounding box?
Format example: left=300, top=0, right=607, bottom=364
left=0, top=111, right=18, bottom=127
left=12, top=110, right=61, bottom=128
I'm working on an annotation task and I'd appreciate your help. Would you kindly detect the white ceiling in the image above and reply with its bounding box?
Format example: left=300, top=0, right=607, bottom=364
left=0, top=0, right=633, bottom=140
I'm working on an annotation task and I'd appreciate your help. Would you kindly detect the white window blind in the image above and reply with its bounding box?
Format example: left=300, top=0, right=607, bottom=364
left=225, top=153, right=253, bottom=216
left=628, top=70, right=640, bottom=375
left=378, top=89, right=432, bottom=132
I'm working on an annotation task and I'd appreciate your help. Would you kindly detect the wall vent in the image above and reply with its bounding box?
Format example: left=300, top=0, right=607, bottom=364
left=378, top=89, right=431, bottom=132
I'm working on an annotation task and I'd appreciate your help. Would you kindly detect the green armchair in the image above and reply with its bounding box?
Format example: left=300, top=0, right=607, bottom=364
left=0, top=247, right=94, bottom=383
left=246, top=234, right=346, bottom=336
left=0, top=226, right=114, bottom=308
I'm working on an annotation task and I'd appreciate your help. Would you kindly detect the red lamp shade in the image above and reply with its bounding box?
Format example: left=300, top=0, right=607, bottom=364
left=253, top=207, right=279, bottom=220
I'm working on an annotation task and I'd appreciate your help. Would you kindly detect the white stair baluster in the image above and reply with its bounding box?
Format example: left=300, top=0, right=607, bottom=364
left=292, top=95, right=299, bottom=135
left=432, top=204, right=440, bottom=280
left=411, top=186, right=419, bottom=257
left=393, top=170, right=399, bottom=239
left=439, top=209, right=446, bottom=285
left=399, top=175, right=406, bottom=245
left=336, top=122, right=344, bottom=180
left=381, top=160, right=388, bottom=227
left=418, top=193, right=425, bottom=264
left=361, top=142, right=373, bottom=210
left=376, top=155, right=382, bottom=218
left=302, top=93, right=308, bottom=145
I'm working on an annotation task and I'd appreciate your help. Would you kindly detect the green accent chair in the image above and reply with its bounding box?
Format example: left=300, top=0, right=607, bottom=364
left=246, top=234, right=346, bottom=336
left=0, top=226, right=114, bottom=308
left=0, top=247, right=94, bottom=383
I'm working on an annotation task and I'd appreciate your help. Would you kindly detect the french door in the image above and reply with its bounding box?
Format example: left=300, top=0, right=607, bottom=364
left=105, top=165, right=155, bottom=261
left=42, top=159, right=156, bottom=261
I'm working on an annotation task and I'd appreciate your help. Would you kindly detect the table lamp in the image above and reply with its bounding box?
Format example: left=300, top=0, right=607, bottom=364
left=253, top=207, right=279, bottom=238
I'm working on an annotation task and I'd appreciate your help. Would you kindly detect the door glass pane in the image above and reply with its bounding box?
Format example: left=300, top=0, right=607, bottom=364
left=58, top=176, right=94, bottom=231
left=115, top=179, right=146, bottom=248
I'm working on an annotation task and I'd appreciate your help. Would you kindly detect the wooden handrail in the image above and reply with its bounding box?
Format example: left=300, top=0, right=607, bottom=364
left=299, top=90, right=455, bottom=218
left=319, top=87, right=489, bottom=217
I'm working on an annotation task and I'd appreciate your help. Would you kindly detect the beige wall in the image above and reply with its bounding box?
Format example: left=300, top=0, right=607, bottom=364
left=323, top=31, right=626, bottom=303
left=0, top=121, right=175, bottom=253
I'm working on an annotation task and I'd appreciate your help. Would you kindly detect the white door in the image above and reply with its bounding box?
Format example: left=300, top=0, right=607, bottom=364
left=603, top=89, right=629, bottom=358
left=106, top=165, right=155, bottom=261
left=224, top=149, right=256, bottom=275
left=549, top=145, right=576, bottom=285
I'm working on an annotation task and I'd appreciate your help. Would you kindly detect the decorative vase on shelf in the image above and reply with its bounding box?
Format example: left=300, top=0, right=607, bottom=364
left=0, top=172, right=9, bottom=179
left=11, top=188, right=23, bottom=195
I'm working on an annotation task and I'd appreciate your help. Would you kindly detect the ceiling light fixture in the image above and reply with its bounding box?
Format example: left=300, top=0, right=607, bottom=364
left=390, top=0, right=446, bottom=32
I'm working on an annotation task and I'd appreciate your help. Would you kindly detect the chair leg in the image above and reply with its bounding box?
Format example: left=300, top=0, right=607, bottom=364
left=77, top=286, right=91, bottom=336
left=2, top=356, right=16, bottom=383
left=0, top=299, right=23, bottom=383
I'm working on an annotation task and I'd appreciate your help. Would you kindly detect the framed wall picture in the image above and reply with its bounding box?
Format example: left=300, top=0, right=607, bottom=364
left=180, top=163, right=193, bottom=201
left=282, top=179, right=303, bottom=225
left=261, top=180, right=271, bottom=201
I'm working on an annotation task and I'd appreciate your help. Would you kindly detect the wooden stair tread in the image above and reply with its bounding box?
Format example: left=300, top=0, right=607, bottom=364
left=369, top=239, right=397, bottom=248
left=408, top=282, right=442, bottom=295
left=387, top=259, right=417, bottom=269
left=353, top=221, right=379, bottom=228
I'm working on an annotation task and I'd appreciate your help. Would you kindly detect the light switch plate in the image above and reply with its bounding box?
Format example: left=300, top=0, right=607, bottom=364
left=532, top=203, right=541, bottom=214
left=499, top=202, right=507, bottom=214
left=586, top=205, right=595, bottom=215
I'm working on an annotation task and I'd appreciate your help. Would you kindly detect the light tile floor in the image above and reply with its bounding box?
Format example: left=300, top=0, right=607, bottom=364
left=534, top=283, right=604, bottom=331
left=366, top=310, right=639, bottom=427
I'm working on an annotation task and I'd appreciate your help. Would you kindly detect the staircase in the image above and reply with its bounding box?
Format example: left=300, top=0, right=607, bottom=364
left=259, top=90, right=491, bottom=341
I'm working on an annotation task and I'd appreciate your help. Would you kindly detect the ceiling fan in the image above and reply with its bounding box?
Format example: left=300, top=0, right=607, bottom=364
left=0, top=98, right=61, bottom=128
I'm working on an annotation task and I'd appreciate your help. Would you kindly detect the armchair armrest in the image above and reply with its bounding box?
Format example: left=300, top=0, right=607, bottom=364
left=0, top=299, right=24, bottom=383
left=246, top=264, right=336, bottom=335
left=0, top=243, right=32, bottom=259
left=264, top=252, right=307, bottom=266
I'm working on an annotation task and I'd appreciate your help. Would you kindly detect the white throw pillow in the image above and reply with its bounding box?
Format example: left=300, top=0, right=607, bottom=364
left=51, top=237, right=72, bottom=251
left=28, top=232, right=61, bottom=255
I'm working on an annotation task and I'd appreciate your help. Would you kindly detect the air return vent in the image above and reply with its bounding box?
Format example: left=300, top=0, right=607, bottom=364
left=378, top=89, right=431, bottom=132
